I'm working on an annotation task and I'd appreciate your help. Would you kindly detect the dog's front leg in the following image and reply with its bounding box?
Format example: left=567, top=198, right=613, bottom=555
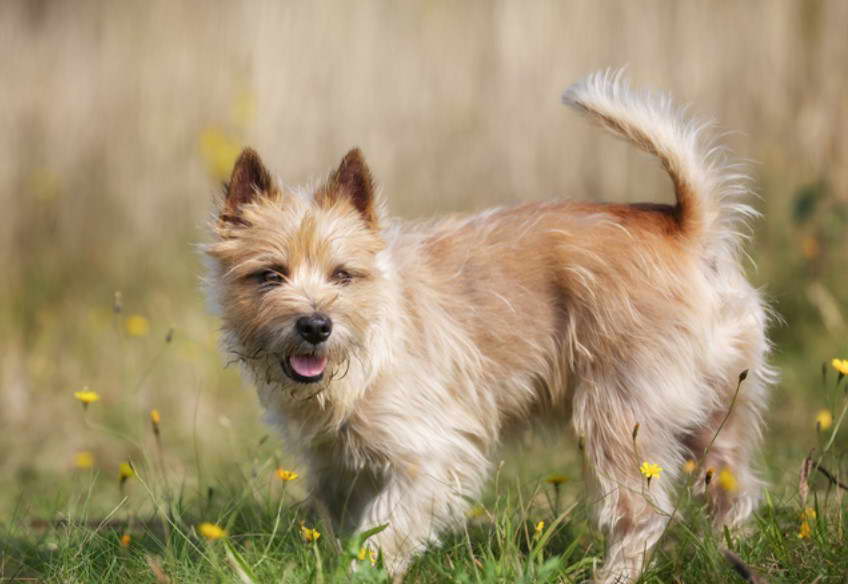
left=351, top=458, right=477, bottom=580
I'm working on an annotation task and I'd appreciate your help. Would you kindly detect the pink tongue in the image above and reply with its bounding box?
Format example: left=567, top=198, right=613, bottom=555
left=290, top=355, right=328, bottom=378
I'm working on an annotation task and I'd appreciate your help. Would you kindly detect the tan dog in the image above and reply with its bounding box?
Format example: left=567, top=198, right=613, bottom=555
left=205, top=71, right=774, bottom=582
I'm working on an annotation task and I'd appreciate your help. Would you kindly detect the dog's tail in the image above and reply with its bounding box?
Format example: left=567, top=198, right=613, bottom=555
left=562, top=69, right=756, bottom=253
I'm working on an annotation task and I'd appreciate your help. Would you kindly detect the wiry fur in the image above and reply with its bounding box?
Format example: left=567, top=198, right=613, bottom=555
left=205, top=71, right=774, bottom=583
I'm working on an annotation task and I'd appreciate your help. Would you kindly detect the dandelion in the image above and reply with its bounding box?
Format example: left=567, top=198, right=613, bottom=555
left=534, top=520, right=545, bottom=539
left=125, top=314, right=150, bottom=337
left=802, top=507, right=816, bottom=521
left=718, top=467, right=738, bottom=492
left=300, top=524, right=321, bottom=543
left=816, top=409, right=833, bottom=431
left=832, top=358, right=848, bottom=376
left=150, top=409, right=161, bottom=437
left=466, top=505, right=486, bottom=519
left=199, top=127, right=241, bottom=181
left=275, top=468, right=299, bottom=481
left=198, top=522, right=228, bottom=540
left=798, top=520, right=812, bottom=539
left=682, top=459, right=697, bottom=474
left=120, top=534, right=131, bottom=548
left=544, top=474, right=568, bottom=485
left=74, top=451, right=95, bottom=469
left=119, top=462, right=135, bottom=485
left=640, top=461, right=663, bottom=482
left=545, top=473, right=568, bottom=515
left=358, top=547, right=377, bottom=565
left=73, top=389, right=100, bottom=408
left=800, top=235, right=820, bottom=260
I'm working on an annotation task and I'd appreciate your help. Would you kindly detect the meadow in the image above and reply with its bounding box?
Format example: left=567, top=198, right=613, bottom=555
left=1, top=1, right=847, bottom=582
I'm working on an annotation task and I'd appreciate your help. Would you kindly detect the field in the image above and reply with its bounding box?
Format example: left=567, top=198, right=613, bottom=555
left=1, top=1, right=847, bottom=582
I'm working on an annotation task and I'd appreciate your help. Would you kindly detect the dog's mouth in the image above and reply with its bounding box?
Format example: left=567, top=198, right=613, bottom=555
left=282, top=353, right=328, bottom=384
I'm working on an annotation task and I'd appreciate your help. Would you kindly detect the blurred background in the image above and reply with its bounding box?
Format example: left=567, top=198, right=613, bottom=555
left=1, top=1, right=846, bottom=516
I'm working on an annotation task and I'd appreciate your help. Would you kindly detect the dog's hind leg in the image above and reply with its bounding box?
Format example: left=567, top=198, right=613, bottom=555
left=689, top=368, right=771, bottom=528
left=681, top=297, right=773, bottom=529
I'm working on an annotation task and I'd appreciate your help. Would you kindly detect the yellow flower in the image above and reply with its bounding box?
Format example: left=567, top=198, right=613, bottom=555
left=119, top=462, right=135, bottom=481
left=198, top=522, right=228, bottom=540
left=74, top=451, right=95, bottom=469
left=120, top=534, right=131, bottom=548
left=816, top=409, right=833, bottom=431
left=800, top=235, right=820, bottom=260
left=150, top=409, right=161, bottom=437
left=275, top=468, right=299, bottom=481
left=199, top=127, right=241, bottom=181
left=358, top=547, right=377, bottom=565
left=300, top=525, right=321, bottom=543
left=640, top=461, right=663, bottom=481
left=832, top=358, right=848, bottom=376
left=74, top=389, right=100, bottom=405
left=534, top=520, right=545, bottom=539
left=682, top=459, right=697, bottom=474
left=466, top=505, right=485, bottom=519
left=125, top=315, right=150, bottom=337
left=798, top=520, right=812, bottom=539
left=801, top=507, right=817, bottom=521
left=718, top=467, right=738, bottom=492
left=544, top=474, right=568, bottom=485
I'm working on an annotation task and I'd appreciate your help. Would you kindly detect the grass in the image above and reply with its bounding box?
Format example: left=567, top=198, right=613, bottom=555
left=1, top=452, right=847, bottom=583
left=1, top=351, right=846, bottom=582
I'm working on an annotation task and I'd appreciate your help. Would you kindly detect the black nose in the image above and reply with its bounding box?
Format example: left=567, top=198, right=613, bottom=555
left=296, top=313, right=332, bottom=344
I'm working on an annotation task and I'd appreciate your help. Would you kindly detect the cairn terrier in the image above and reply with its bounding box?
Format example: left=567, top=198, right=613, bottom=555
left=205, top=71, right=773, bottom=582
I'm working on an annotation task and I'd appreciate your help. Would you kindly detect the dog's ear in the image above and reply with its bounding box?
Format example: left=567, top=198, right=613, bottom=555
left=221, top=148, right=274, bottom=225
left=317, top=148, right=378, bottom=230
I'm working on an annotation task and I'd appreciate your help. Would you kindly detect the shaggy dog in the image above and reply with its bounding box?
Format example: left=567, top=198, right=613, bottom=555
left=205, top=70, right=773, bottom=582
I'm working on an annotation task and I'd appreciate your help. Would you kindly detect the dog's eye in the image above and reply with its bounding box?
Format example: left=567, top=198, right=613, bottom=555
left=258, top=269, right=286, bottom=286
left=331, top=267, right=353, bottom=285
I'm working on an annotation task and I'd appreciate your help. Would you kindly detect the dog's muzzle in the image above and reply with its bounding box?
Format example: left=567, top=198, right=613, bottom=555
left=281, top=313, right=332, bottom=383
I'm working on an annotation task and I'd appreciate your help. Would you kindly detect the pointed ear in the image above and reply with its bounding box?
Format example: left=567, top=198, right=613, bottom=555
left=221, top=148, right=274, bottom=225
left=316, top=148, right=378, bottom=229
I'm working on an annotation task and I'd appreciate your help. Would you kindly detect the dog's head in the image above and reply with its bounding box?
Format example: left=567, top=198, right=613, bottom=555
left=205, top=148, right=389, bottom=398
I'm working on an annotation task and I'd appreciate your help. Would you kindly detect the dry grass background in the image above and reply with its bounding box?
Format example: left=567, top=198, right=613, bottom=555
left=1, top=0, right=847, bottom=515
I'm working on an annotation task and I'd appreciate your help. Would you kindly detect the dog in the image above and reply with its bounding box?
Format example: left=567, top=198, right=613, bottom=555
left=205, top=70, right=774, bottom=583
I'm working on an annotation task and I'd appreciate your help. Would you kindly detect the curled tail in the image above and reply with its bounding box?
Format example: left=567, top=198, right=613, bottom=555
left=562, top=69, right=756, bottom=254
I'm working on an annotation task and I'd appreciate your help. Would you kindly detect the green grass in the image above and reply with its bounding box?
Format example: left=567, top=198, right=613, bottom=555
left=2, top=470, right=846, bottom=583
left=2, top=371, right=847, bottom=583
